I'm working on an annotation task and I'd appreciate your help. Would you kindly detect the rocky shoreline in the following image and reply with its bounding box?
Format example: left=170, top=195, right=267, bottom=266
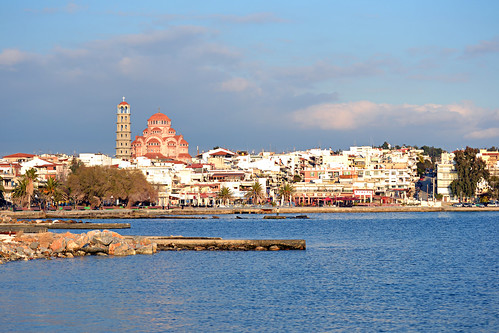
left=0, top=229, right=157, bottom=264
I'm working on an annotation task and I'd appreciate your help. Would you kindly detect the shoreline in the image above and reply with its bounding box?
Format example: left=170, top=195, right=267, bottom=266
left=2, top=205, right=498, bottom=219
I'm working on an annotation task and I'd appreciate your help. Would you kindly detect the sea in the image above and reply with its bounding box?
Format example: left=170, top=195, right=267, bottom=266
left=0, top=211, right=497, bottom=332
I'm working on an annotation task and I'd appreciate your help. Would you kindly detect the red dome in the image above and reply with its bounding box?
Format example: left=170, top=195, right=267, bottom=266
left=148, top=112, right=171, bottom=122
left=118, top=101, right=129, bottom=106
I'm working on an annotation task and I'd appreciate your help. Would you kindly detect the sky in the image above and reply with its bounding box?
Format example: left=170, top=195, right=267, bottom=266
left=1, top=0, right=499, bottom=157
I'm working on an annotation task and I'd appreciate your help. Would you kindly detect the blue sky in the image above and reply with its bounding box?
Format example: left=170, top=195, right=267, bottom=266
left=1, top=0, right=499, bottom=156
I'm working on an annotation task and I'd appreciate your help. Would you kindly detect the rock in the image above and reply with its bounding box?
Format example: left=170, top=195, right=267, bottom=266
left=66, top=239, right=80, bottom=252
left=269, top=245, right=280, bottom=251
left=65, top=253, right=74, bottom=258
left=50, top=237, right=67, bottom=253
left=255, top=246, right=266, bottom=251
left=91, top=232, right=115, bottom=246
left=108, top=242, right=122, bottom=255
left=38, top=232, right=56, bottom=248
left=112, top=243, right=134, bottom=256
left=135, top=244, right=155, bottom=255
left=29, top=242, right=40, bottom=250
left=81, top=244, right=108, bottom=254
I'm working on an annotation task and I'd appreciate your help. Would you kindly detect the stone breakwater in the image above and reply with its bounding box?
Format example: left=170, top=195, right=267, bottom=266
left=0, top=230, right=157, bottom=264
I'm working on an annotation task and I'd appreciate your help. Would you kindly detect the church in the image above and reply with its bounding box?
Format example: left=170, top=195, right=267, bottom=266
left=131, top=109, right=191, bottom=163
left=115, top=98, right=191, bottom=163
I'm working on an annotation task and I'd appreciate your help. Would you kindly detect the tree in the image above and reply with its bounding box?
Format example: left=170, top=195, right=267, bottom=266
left=292, top=174, right=302, bottom=183
left=450, top=147, right=489, bottom=200
left=23, top=168, right=38, bottom=209
left=246, top=181, right=265, bottom=204
left=41, top=177, right=61, bottom=209
left=65, top=166, right=157, bottom=208
left=278, top=183, right=295, bottom=205
left=420, top=145, right=444, bottom=164
left=108, top=169, right=158, bottom=207
left=65, top=166, right=109, bottom=208
left=0, top=176, right=4, bottom=201
left=416, top=156, right=433, bottom=176
left=12, top=177, right=29, bottom=208
left=217, top=186, right=233, bottom=205
left=487, top=176, right=499, bottom=199
left=69, top=158, right=83, bottom=174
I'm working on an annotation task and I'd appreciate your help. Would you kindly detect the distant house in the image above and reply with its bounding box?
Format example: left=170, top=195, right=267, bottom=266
left=2, top=153, right=36, bottom=163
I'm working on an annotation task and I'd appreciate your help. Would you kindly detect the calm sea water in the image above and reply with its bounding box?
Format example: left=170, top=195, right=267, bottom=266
left=0, top=212, right=497, bottom=332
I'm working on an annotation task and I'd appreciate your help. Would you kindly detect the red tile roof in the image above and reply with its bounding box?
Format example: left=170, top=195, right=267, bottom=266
left=142, top=153, right=169, bottom=160
left=3, top=153, right=36, bottom=158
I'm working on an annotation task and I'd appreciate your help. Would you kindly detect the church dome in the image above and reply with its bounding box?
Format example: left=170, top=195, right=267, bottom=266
left=148, top=112, right=171, bottom=122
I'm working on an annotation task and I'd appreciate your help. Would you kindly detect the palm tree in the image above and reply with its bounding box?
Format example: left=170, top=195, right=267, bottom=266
left=12, top=177, right=29, bottom=208
left=279, top=183, right=295, bottom=206
left=42, top=177, right=60, bottom=209
left=246, top=181, right=265, bottom=205
left=0, top=176, right=4, bottom=198
left=24, top=168, right=38, bottom=210
left=0, top=176, right=5, bottom=206
left=217, top=186, right=233, bottom=206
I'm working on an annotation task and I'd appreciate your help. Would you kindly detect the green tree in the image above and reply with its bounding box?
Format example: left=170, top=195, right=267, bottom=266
left=217, top=186, right=233, bottom=205
left=450, top=147, right=489, bottom=200
left=108, top=169, right=158, bottom=207
left=488, top=176, right=499, bottom=199
left=69, top=158, right=83, bottom=174
left=65, top=166, right=157, bottom=208
left=416, top=156, right=433, bottom=176
left=245, top=181, right=265, bottom=204
left=278, top=183, right=295, bottom=205
left=41, top=177, right=61, bottom=209
left=66, top=166, right=109, bottom=208
left=381, top=141, right=390, bottom=150
left=420, top=145, right=444, bottom=164
left=0, top=176, right=4, bottom=202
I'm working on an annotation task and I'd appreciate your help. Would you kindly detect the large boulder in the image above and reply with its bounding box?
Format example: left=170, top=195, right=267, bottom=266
left=50, top=237, right=67, bottom=253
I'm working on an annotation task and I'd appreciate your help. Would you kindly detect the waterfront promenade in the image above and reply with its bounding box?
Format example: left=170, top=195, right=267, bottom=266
left=2, top=204, right=498, bottom=219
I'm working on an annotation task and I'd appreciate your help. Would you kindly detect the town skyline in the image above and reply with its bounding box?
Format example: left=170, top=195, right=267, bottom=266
left=1, top=1, right=499, bottom=157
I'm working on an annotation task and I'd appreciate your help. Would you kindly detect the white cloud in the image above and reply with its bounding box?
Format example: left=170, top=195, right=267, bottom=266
left=465, top=128, right=499, bottom=139
left=292, top=101, right=486, bottom=134
left=0, top=49, right=30, bottom=67
left=464, top=37, right=499, bottom=57
left=218, top=77, right=262, bottom=94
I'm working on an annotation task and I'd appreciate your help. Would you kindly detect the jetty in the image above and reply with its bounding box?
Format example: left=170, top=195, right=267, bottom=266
left=137, top=236, right=306, bottom=251
left=0, top=222, right=130, bottom=234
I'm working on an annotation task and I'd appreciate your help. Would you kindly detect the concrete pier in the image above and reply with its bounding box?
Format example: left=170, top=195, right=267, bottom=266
left=140, top=236, right=306, bottom=251
left=0, top=222, right=130, bottom=233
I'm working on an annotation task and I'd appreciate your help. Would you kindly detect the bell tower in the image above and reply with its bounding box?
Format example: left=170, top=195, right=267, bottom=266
left=116, top=97, right=132, bottom=160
